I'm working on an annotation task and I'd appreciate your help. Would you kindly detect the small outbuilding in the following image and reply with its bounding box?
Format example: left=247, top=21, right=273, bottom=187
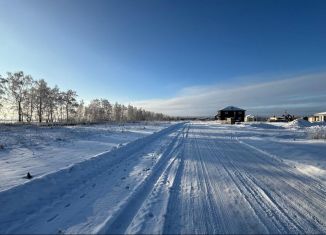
left=245, top=115, right=256, bottom=122
left=215, top=106, right=246, bottom=122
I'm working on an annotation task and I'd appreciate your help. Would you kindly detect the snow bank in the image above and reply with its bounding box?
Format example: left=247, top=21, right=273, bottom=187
left=285, top=119, right=326, bottom=129
left=285, top=119, right=313, bottom=129
left=307, top=126, right=326, bottom=140
left=295, top=163, right=326, bottom=181
left=284, top=119, right=326, bottom=140
left=246, top=122, right=284, bottom=129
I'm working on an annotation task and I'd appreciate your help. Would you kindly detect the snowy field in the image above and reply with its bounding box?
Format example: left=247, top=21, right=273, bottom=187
left=0, top=122, right=172, bottom=191
left=0, top=121, right=326, bottom=234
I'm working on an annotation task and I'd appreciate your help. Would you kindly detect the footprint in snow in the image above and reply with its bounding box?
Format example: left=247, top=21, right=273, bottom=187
left=92, top=183, right=96, bottom=188
left=80, top=193, right=86, bottom=198
left=64, top=203, right=71, bottom=208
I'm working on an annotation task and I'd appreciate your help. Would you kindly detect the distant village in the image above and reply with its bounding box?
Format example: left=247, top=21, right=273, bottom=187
left=213, top=106, right=326, bottom=124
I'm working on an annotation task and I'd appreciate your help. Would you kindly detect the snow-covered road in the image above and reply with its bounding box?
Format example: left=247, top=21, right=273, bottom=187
left=0, top=122, right=325, bottom=234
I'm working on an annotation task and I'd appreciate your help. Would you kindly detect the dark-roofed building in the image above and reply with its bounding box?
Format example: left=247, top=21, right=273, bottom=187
left=215, top=106, right=246, bottom=122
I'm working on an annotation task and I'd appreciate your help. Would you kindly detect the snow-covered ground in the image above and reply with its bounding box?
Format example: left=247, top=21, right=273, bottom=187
left=0, top=121, right=325, bottom=234
left=0, top=122, right=172, bottom=191
left=236, top=120, right=326, bottom=182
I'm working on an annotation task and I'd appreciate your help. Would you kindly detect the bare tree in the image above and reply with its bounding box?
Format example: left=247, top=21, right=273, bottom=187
left=0, top=75, right=6, bottom=109
left=75, top=100, right=85, bottom=123
left=22, top=80, right=37, bottom=122
left=2, top=71, right=33, bottom=122
left=1, top=71, right=172, bottom=123
left=56, top=91, right=65, bottom=122
left=101, top=99, right=112, bottom=122
left=46, top=86, right=60, bottom=123
left=113, top=102, right=122, bottom=122
left=62, top=90, right=78, bottom=123
left=86, top=99, right=102, bottom=122
left=35, top=79, right=50, bottom=123
left=127, top=105, right=134, bottom=121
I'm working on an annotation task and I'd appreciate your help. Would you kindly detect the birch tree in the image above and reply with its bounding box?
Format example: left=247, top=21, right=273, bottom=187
left=22, top=81, right=37, bottom=122
left=2, top=71, right=33, bottom=122
left=48, top=86, right=60, bottom=122
left=62, top=90, right=78, bottom=122
left=35, top=79, right=50, bottom=123
left=113, top=102, right=122, bottom=122
left=101, top=99, right=112, bottom=121
left=0, top=75, right=6, bottom=109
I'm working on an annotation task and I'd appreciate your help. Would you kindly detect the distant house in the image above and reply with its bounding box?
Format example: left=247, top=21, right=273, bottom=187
left=308, top=112, right=326, bottom=122
left=268, top=113, right=295, bottom=122
left=268, top=116, right=287, bottom=122
left=215, top=106, right=246, bottom=122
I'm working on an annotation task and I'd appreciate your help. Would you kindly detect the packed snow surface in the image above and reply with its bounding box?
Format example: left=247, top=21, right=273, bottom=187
left=0, top=121, right=326, bottom=234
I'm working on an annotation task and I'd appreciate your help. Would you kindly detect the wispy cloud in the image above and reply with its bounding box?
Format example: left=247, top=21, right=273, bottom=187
left=132, top=72, right=326, bottom=116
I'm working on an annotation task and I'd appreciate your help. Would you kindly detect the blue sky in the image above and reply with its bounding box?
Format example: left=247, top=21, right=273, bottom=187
left=0, top=0, right=326, bottom=116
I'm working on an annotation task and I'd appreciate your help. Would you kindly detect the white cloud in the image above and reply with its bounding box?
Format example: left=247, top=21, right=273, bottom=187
left=132, top=72, right=326, bottom=116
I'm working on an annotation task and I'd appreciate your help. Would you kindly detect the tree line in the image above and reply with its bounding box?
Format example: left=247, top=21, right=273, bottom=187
left=0, top=71, right=171, bottom=123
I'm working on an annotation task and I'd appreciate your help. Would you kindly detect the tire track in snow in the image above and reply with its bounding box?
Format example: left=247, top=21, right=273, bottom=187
left=234, top=139, right=326, bottom=233
left=164, top=124, right=248, bottom=234
left=218, top=141, right=301, bottom=233
left=192, top=131, right=227, bottom=234
left=208, top=135, right=326, bottom=234
left=124, top=123, right=189, bottom=234
left=189, top=125, right=321, bottom=234
left=239, top=139, right=326, bottom=196
left=215, top=138, right=312, bottom=233
left=161, top=147, right=185, bottom=234
left=97, top=124, right=187, bottom=234
left=125, top=148, right=184, bottom=234
left=200, top=129, right=275, bottom=233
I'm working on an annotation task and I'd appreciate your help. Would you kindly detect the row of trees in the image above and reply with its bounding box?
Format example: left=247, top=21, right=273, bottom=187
left=0, top=71, right=170, bottom=123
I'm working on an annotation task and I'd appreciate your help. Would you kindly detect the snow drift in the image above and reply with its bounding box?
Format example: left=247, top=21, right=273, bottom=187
left=246, top=122, right=284, bottom=129
left=285, top=119, right=313, bottom=129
